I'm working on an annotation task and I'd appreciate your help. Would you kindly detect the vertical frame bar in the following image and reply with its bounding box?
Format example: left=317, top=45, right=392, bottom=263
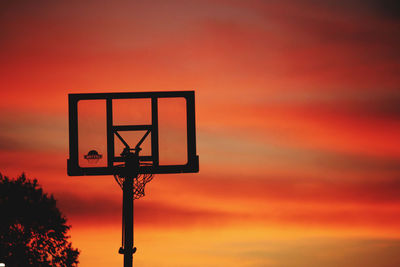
left=151, top=97, right=159, bottom=166
left=68, top=95, right=79, bottom=173
left=186, top=92, right=197, bottom=162
left=107, top=98, right=114, bottom=168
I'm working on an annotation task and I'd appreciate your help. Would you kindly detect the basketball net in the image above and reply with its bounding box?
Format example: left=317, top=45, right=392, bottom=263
left=114, top=170, right=154, bottom=200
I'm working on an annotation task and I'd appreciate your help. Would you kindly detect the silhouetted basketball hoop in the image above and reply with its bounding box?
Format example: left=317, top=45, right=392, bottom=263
left=84, top=150, right=102, bottom=163
left=68, top=91, right=199, bottom=267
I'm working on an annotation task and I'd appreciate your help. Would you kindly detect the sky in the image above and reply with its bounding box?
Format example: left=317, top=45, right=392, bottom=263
left=1, top=0, right=400, bottom=266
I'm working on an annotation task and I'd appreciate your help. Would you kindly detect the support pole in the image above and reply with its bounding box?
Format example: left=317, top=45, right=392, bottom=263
left=123, top=176, right=134, bottom=267
left=120, top=152, right=139, bottom=267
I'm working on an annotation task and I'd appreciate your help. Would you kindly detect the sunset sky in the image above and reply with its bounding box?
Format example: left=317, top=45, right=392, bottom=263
left=1, top=0, right=400, bottom=266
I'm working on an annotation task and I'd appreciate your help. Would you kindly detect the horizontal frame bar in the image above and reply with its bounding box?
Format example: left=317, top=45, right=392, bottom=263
left=113, top=125, right=152, bottom=131
left=69, top=91, right=194, bottom=100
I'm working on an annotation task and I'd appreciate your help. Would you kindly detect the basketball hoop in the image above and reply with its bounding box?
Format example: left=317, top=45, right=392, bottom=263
left=84, top=150, right=102, bottom=164
left=67, top=91, right=199, bottom=266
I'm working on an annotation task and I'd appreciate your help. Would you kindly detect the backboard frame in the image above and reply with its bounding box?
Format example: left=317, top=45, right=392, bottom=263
left=67, top=91, right=199, bottom=176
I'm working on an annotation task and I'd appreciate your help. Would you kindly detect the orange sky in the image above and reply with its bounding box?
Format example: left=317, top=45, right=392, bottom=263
left=1, top=0, right=400, bottom=266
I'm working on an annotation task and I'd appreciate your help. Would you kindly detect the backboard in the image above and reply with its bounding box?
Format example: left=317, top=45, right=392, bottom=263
left=67, top=91, right=199, bottom=176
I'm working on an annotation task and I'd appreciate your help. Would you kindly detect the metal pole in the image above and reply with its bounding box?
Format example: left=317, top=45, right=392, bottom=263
left=121, top=152, right=139, bottom=267
left=123, top=176, right=134, bottom=267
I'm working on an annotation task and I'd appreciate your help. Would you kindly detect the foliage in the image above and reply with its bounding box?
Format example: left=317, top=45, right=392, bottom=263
left=0, top=173, right=79, bottom=266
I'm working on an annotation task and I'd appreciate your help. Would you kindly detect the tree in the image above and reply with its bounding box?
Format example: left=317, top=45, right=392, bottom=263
left=0, top=173, right=79, bottom=266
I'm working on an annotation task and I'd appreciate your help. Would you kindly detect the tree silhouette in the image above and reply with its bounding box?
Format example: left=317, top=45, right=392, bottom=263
left=0, top=173, right=79, bottom=266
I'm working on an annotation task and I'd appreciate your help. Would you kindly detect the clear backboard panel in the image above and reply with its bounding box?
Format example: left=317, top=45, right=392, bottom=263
left=67, top=91, right=199, bottom=176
